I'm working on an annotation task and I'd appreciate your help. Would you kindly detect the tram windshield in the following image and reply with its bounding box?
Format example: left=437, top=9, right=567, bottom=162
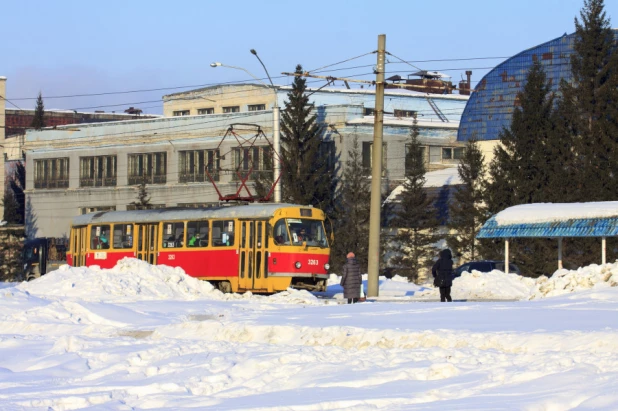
left=273, top=218, right=329, bottom=248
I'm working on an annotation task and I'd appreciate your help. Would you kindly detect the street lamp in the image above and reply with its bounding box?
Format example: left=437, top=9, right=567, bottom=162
left=210, top=55, right=281, bottom=203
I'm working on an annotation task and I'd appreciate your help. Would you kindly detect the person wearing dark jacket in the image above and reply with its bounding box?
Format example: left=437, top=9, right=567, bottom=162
left=432, top=249, right=453, bottom=302
left=340, top=252, right=362, bottom=304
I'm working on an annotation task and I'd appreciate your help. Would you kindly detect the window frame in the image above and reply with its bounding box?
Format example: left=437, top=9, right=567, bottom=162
left=197, top=108, right=214, bottom=115
left=248, top=104, right=266, bottom=112
left=222, top=106, right=240, bottom=113
left=34, top=158, right=70, bottom=189
left=179, top=149, right=220, bottom=183
left=173, top=110, right=190, bottom=116
left=79, top=155, right=117, bottom=187
left=128, top=152, right=167, bottom=185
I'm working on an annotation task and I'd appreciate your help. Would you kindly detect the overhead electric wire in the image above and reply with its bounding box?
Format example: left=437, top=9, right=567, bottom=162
left=306, top=51, right=375, bottom=73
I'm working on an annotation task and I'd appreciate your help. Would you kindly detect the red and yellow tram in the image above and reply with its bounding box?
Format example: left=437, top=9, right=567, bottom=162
left=67, top=203, right=330, bottom=293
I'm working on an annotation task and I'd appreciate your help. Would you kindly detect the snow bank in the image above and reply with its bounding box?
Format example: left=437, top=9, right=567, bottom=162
left=417, top=261, right=618, bottom=300
left=17, top=258, right=323, bottom=305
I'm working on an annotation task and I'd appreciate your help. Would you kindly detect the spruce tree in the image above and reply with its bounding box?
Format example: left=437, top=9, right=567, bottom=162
left=447, top=138, right=486, bottom=261
left=279, top=65, right=337, bottom=215
left=481, top=61, right=565, bottom=276
left=561, top=0, right=618, bottom=201
left=330, top=137, right=371, bottom=273
left=31, top=92, right=46, bottom=130
left=388, top=119, right=439, bottom=282
left=130, top=177, right=152, bottom=210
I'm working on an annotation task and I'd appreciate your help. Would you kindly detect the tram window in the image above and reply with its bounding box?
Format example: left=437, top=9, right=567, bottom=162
left=162, top=222, right=184, bottom=248
left=287, top=218, right=328, bottom=247
left=91, top=225, right=111, bottom=249
left=213, top=220, right=234, bottom=246
left=273, top=219, right=290, bottom=245
left=187, top=221, right=209, bottom=247
left=113, top=224, right=134, bottom=249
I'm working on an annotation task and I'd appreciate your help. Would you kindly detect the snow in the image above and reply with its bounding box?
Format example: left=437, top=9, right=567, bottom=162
left=494, top=201, right=618, bottom=225
left=2, top=257, right=618, bottom=409
left=386, top=167, right=461, bottom=203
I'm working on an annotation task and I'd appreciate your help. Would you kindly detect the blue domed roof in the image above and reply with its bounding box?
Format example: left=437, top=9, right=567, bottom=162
left=457, top=30, right=618, bottom=141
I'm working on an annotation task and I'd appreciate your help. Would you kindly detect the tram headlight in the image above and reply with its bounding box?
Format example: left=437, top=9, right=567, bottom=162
left=295, top=261, right=302, bottom=269
left=324, top=263, right=330, bottom=271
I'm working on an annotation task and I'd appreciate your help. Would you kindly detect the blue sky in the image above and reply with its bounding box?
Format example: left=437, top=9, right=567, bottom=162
left=2, top=0, right=617, bottom=114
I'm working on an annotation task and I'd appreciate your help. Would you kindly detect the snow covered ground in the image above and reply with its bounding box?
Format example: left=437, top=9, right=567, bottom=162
left=2, top=258, right=618, bottom=410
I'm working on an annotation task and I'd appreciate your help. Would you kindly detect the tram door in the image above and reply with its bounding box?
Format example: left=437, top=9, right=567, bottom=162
left=136, top=223, right=159, bottom=265
left=72, top=226, right=88, bottom=266
left=239, top=220, right=268, bottom=291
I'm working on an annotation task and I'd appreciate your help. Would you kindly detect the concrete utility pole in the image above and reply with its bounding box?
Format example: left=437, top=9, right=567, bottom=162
left=367, top=34, right=386, bottom=297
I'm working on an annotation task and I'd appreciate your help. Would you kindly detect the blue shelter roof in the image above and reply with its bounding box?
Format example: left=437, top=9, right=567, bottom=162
left=477, top=202, right=618, bottom=238
left=477, top=216, right=618, bottom=238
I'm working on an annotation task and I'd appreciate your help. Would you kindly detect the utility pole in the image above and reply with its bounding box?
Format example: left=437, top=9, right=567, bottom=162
left=367, top=34, right=386, bottom=297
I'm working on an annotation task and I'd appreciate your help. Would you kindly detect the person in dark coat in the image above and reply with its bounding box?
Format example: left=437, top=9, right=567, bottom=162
left=340, top=252, right=362, bottom=304
left=432, top=249, right=453, bottom=302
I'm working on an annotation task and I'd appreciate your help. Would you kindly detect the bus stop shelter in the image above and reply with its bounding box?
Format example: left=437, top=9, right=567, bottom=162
left=477, top=202, right=618, bottom=273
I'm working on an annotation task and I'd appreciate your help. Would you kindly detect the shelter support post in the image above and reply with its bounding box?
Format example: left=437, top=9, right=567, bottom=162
left=504, top=239, right=509, bottom=274
left=558, top=237, right=563, bottom=270
left=602, top=236, right=607, bottom=265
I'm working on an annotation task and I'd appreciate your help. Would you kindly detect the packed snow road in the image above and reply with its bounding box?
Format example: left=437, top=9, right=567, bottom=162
left=1, top=258, right=618, bottom=410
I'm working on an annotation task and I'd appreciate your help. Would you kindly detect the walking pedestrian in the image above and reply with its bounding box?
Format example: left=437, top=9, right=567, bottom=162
left=432, top=249, right=453, bottom=302
left=340, top=252, right=362, bottom=304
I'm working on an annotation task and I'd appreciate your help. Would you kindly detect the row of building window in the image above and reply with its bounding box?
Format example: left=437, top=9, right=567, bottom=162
left=173, top=104, right=266, bottom=117
left=34, top=147, right=274, bottom=189
left=34, top=144, right=462, bottom=189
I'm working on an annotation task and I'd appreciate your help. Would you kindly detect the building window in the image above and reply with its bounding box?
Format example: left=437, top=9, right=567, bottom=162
left=223, top=106, right=240, bottom=113
left=34, top=158, right=70, bottom=189
left=364, top=107, right=375, bottom=116
left=232, top=146, right=272, bottom=180
left=80, top=206, right=116, bottom=215
left=79, top=155, right=117, bottom=187
left=442, top=147, right=465, bottom=161
left=197, top=108, right=214, bottom=115
left=394, top=109, right=417, bottom=118
left=362, top=142, right=387, bottom=176
left=405, top=145, right=427, bottom=173
left=128, top=152, right=167, bottom=185
left=248, top=104, right=266, bottom=112
left=179, top=149, right=220, bottom=183
left=173, top=110, right=190, bottom=116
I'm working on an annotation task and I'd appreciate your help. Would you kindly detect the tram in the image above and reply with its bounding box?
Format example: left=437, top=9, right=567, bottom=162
left=67, top=203, right=331, bottom=293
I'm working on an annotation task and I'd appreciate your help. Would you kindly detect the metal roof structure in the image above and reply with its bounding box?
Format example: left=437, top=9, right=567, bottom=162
left=477, top=216, right=618, bottom=239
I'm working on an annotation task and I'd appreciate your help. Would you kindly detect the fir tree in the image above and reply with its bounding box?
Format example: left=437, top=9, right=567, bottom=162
left=330, top=137, right=371, bottom=273
left=31, top=92, right=46, bottom=130
left=130, top=177, right=152, bottom=210
left=2, top=191, right=21, bottom=224
left=388, top=119, right=439, bottom=282
left=481, top=61, right=566, bottom=276
left=279, top=65, right=337, bottom=215
left=561, top=0, right=618, bottom=201
left=447, top=138, right=486, bottom=261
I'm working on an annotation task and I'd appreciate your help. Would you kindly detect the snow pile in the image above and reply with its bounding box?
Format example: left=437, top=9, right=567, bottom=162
left=528, top=262, right=618, bottom=299
left=416, top=261, right=618, bottom=301
left=18, top=258, right=219, bottom=302
left=17, top=258, right=325, bottom=305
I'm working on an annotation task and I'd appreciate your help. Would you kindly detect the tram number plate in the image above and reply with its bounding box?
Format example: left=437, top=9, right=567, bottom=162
left=308, top=259, right=319, bottom=266
left=168, top=254, right=175, bottom=260
left=94, top=252, right=107, bottom=260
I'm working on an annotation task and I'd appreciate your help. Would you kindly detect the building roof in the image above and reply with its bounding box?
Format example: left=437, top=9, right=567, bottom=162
left=458, top=30, right=618, bottom=141
left=385, top=167, right=462, bottom=203
left=477, top=202, right=618, bottom=238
